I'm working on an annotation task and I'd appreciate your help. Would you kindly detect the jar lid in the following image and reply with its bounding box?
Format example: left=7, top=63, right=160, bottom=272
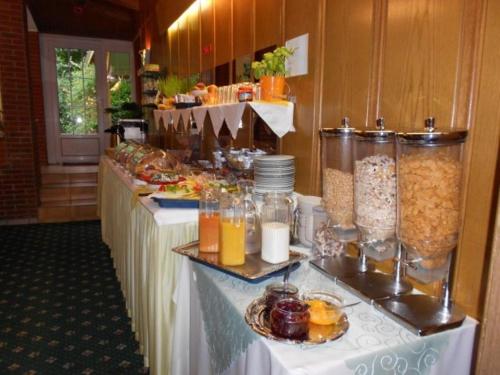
left=355, top=118, right=395, bottom=141
left=320, top=117, right=356, bottom=137
left=398, top=118, right=468, bottom=145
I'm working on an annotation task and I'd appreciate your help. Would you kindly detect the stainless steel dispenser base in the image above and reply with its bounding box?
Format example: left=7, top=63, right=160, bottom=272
left=338, top=272, right=413, bottom=302
left=375, top=294, right=466, bottom=336
left=309, top=255, right=374, bottom=281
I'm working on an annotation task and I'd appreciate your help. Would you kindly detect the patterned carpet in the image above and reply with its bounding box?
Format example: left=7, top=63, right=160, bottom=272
left=0, top=221, right=148, bottom=374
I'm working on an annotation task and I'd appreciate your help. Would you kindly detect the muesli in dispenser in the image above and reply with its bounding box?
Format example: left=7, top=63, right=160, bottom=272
left=353, top=118, right=398, bottom=261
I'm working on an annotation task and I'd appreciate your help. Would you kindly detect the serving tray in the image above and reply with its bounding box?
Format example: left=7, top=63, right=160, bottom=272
left=172, top=241, right=307, bottom=283
left=151, top=197, right=200, bottom=209
left=245, top=297, right=349, bottom=344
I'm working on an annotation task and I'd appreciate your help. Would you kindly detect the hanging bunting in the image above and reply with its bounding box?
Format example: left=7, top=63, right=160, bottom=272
left=207, top=106, right=225, bottom=137
left=191, top=106, right=208, bottom=135
left=220, top=103, right=246, bottom=139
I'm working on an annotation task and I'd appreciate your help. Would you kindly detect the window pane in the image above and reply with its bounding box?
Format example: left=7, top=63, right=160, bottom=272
left=55, top=48, right=98, bottom=135
left=106, top=51, right=132, bottom=125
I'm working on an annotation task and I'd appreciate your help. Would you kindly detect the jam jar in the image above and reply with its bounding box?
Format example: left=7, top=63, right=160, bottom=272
left=264, top=282, right=299, bottom=312
left=270, top=298, right=310, bottom=340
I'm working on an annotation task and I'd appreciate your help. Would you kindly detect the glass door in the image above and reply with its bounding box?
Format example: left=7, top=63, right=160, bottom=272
left=41, top=35, right=135, bottom=164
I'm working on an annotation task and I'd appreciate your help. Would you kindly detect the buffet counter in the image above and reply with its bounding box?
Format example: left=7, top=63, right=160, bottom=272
left=98, top=155, right=477, bottom=375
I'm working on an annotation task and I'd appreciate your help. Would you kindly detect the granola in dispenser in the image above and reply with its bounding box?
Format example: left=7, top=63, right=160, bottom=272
left=322, top=168, right=354, bottom=229
left=354, top=154, right=397, bottom=241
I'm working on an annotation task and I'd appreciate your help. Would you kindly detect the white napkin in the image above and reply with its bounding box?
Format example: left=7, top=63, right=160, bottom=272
left=207, top=106, right=225, bottom=137
left=220, top=102, right=246, bottom=139
left=248, top=101, right=295, bottom=138
left=191, top=106, right=208, bottom=135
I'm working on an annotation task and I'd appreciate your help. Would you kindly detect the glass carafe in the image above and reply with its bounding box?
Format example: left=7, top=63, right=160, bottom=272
left=237, top=180, right=260, bottom=254
left=261, top=192, right=292, bottom=264
left=199, top=188, right=220, bottom=253
left=219, top=192, right=246, bottom=266
left=397, top=118, right=468, bottom=283
left=354, top=118, right=397, bottom=260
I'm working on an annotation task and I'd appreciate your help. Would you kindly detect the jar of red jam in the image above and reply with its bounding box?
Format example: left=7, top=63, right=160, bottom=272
left=270, top=298, right=310, bottom=340
left=238, top=85, right=253, bottom=102
left=264, top=282, right=299, bottom=312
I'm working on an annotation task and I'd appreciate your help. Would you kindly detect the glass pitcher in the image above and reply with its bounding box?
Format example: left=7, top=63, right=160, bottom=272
left=199, top=188, right=220, bottom=253
left=260, top=192, right=292, bottom=264
left=237, top=180, right=260, bottom=254
left=219, top=192, right=246, bottom=266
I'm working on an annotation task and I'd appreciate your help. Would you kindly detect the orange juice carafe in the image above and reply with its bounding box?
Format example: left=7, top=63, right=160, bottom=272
left=199, top=189, right=220, bottom=253
left=219, top=192, right=246, bottom=266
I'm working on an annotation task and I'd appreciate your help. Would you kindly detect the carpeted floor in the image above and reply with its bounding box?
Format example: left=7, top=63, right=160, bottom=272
left=0, top=221, right=148, bottom=374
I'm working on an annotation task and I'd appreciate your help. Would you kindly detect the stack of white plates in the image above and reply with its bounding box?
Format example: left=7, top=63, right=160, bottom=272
left=254, top=155, right=295, bottom=196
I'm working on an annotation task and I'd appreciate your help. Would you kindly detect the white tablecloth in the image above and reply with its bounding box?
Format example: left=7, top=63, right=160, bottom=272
left=99, top=156, right=477, bottom=375
left=99, top=156, right=198, bottom=375
left=174, top=255, right=477, bottom=375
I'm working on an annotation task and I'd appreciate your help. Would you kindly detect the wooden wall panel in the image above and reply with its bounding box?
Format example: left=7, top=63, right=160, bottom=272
left=178, top=16, right=190, bottom=76
left=454, top=0, right=500, bottom=318
left=254, top=0, right=283, bottom=51
left=321, top=0, right=374, bottom=130
left=188, top=3, right=201, bottom=75
left=214, top=0, right=232, bottom=66
left=233, top=0, right=253, bottom=58
left=281, top=0, right=323, bottom=195
left=168, top=25, right=179, bottom=75
left=380, top=0, right=464, bottom=130
left=200, top=0, right=215, bottom=72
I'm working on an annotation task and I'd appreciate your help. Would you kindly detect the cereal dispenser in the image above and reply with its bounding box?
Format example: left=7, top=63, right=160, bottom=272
left=353, top=118, right=398, bottom=261
left=312, top=118, right=372, bottom=279
left=319, top=117, right=357, bottom=242
left=376, top=118, right=467, bottom=335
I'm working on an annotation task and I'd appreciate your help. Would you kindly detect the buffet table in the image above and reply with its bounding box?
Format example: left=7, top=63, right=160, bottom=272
left=98, top=155, right=477, bottom=375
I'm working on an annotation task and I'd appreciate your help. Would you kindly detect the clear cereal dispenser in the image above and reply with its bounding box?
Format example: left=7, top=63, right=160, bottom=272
left=353, top=118, right=398, bottom=261
left=319, top=117, right=357, bottom=242
left=312, top=118, right=368, bottom=279
left=375, top=118, right=467, bottom=336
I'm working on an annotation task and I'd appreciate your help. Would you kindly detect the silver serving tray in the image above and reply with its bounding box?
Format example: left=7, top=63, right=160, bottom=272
left=245, top=297, right=349, bottom=345
left=172, top=241, right=307, bottom=281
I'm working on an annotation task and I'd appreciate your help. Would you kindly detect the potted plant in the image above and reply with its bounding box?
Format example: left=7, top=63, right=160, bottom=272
left=251, top=46, right=294, bottom=101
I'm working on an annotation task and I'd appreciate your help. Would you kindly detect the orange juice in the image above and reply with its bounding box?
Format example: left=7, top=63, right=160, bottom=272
left=219, top=218, right=246, bottom=265
left=199, top=212, right=220, bottom=253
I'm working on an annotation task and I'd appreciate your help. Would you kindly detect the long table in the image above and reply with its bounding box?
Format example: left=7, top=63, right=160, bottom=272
left=99, top=156, right=477, bottom=375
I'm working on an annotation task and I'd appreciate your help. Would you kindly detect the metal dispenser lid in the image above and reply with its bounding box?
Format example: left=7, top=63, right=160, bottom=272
left=355, top=118, right=395, bottom=142
left=398, top=117, right=468, bottom=145
left=320, top=117, right=356, bottom=137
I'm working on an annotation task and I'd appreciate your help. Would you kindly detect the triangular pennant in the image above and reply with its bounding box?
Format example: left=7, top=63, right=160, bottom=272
left=220, top=103, right=246, bottom=139
left=179, top=109, right=192, bottom=130
left=153, top=109, right=162, bottom=130
left=171, top=110, right=182, bottom=130
left=248, top=101, right=295, bottom=138
left=160, top=110, right=172, bottom=132
left=207, top=106, right=225, bottom=137
left=191, top=106, right=208, bottom=135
